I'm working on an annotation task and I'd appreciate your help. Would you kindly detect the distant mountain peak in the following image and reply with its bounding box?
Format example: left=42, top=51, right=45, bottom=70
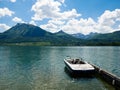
left=58, top=30, right=64, bottom=33
left=72, top=32, right=99, bottom=39
left=54, top=30, right=68, bottom=36
left=15, top=23, right=36, bottom=27
left=57, top=30, right=65, bottom=33
left=2, top=23, right=50, bottom=38
left=16, top=23, right=24, bottom=25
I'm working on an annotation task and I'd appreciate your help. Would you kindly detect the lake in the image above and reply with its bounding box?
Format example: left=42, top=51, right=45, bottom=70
left=0, top=46, right=119, bottom=90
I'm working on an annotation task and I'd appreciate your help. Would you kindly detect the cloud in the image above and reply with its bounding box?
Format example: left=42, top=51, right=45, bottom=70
left=98, top=9, right=120, bottom=26
left=32, top=0, right=81, bottom=33
left=31, top=0, right=120, bottom=34
left=62, top=9, right=81, bottom=20
left=97, top=9, right=120, bottom=33
left=29, top=20, right=36, bottom=26
left=31, top=0, right=93, bottom=34
left=62, top=8, right=120, bottom=34
left=31, top=0, right=80, bottom=21
left=0, top=23, right=10, bottom=32
left=40, top=19, right=65, bottom=32
left=41, top=9, right=120, bottom=34
left=0, top=7, right=14, bottom=18
left=40, top=16, right=97, bottom=34
left=48, top=19, right=65, bottom=25
left=41, top=23, right=58, bottom=32
left=31, top=0, right=61, bottom=20
left=62, top=18, right=97, bottom=34
left=10, top=0, right=16, bottom=3
left=12, top=17, right=25, bottom=23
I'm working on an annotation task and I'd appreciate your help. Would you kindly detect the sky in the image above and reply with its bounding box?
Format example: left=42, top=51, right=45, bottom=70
left=0, top=0, right=120, bottom=35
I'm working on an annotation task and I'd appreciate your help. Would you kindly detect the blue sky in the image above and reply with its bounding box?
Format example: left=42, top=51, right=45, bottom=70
left=0, top=0, right=120, bottom=34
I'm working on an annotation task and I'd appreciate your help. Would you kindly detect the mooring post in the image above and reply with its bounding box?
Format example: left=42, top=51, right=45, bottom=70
left=112, top=79, right=115, bottom=85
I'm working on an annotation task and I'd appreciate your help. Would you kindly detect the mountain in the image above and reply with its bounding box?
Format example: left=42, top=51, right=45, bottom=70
left=72, top=32, right=99, bottom=39
left=2, top=23, right=52, bottom=38
left=86, top=32, right=100, bottom=39
left=54, top=30, right=83, bottom=45
left=0, top=23, right=55, bottom=43
left=0, top=23, right=120, bottom=46
left=72, top=33, right=86, bottom=39
left=85, top=31, right=120, bottom=45
left=54, top=30, right=78, bottom=40
left=54, top=30, right=67, bottom=36
left=0, top=23, right=82, bottom=45
left=72, top=31, right=120, bottom=45
left=90, top=31, right=120, bottom=41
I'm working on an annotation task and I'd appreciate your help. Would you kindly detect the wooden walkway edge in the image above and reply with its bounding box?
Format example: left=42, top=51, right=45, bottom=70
left=91, top=64, right=120, bottom=89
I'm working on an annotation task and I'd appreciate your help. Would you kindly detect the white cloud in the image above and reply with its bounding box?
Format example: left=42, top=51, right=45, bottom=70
left=97, top=9, right=120, bottom=33
left=61, top=9, right=81, bottom=20
left=43, top=8, right=120, bottom=34
left=12, top=17, right=25, bottom=23
left=32, top=0, right=81, bottom=33
left=41, top=23, right=58, bottom=32
left=29, top=20, right=36, bottom=26
left=40, top=19, right=65, bottom=32
left=62, top=18, right=96, bottom=34
left=10, top=0, right=16, bottom=3
left=31, top=0, right=80, bottom=21
left=40, top=17, right=97, bottom=34
left=40, top=17, right=98, bottom=34
left=31, top=0, right=61, bottom=20
left=0, top=7, right=14, bottom=18
left=31, top=0, right=120, bottom=34
left=98, top=9, right=120, bottom=26
left=48, top=19, right=65, bottom=25
left=94, top=24, right=113, bottom=33
left=0, top=23, right=10, bottom=32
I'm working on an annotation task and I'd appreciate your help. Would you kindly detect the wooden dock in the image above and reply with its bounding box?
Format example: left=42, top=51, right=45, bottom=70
left=91, top=64, right=120, bottom=89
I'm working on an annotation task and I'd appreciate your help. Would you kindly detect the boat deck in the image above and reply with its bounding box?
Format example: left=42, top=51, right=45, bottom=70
left=64, top=58, right=95, bottom=71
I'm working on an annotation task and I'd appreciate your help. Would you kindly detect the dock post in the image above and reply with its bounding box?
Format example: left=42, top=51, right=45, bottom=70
left=112, top=79, right=115, bottom=85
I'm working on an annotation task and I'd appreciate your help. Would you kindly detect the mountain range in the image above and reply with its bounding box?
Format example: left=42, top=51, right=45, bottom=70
left=0, top=23, right=120, bottom=46
left=71, top=32, right=99, bottom=39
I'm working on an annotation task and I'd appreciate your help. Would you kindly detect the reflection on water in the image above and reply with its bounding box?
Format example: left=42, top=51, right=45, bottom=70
left=0, top=46, right=119, bottom=90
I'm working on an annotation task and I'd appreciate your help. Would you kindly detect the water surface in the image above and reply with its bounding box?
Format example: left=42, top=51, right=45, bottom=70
left=0, top=46, right=119, bottom=90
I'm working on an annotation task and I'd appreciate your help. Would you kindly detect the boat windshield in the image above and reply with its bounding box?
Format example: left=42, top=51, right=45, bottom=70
left=69, top=59, right=85, bottom=64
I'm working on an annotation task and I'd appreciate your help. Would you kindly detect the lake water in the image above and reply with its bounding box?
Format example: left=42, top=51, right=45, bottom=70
left=0, top=46, right=120, bottom=90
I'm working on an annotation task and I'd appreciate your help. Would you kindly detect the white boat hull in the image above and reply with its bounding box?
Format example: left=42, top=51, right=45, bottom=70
left=64, top=58, right=95, bottom=77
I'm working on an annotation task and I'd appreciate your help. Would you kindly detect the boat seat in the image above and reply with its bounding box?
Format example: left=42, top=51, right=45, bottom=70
left=79, top=61, right=85, bottom=64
